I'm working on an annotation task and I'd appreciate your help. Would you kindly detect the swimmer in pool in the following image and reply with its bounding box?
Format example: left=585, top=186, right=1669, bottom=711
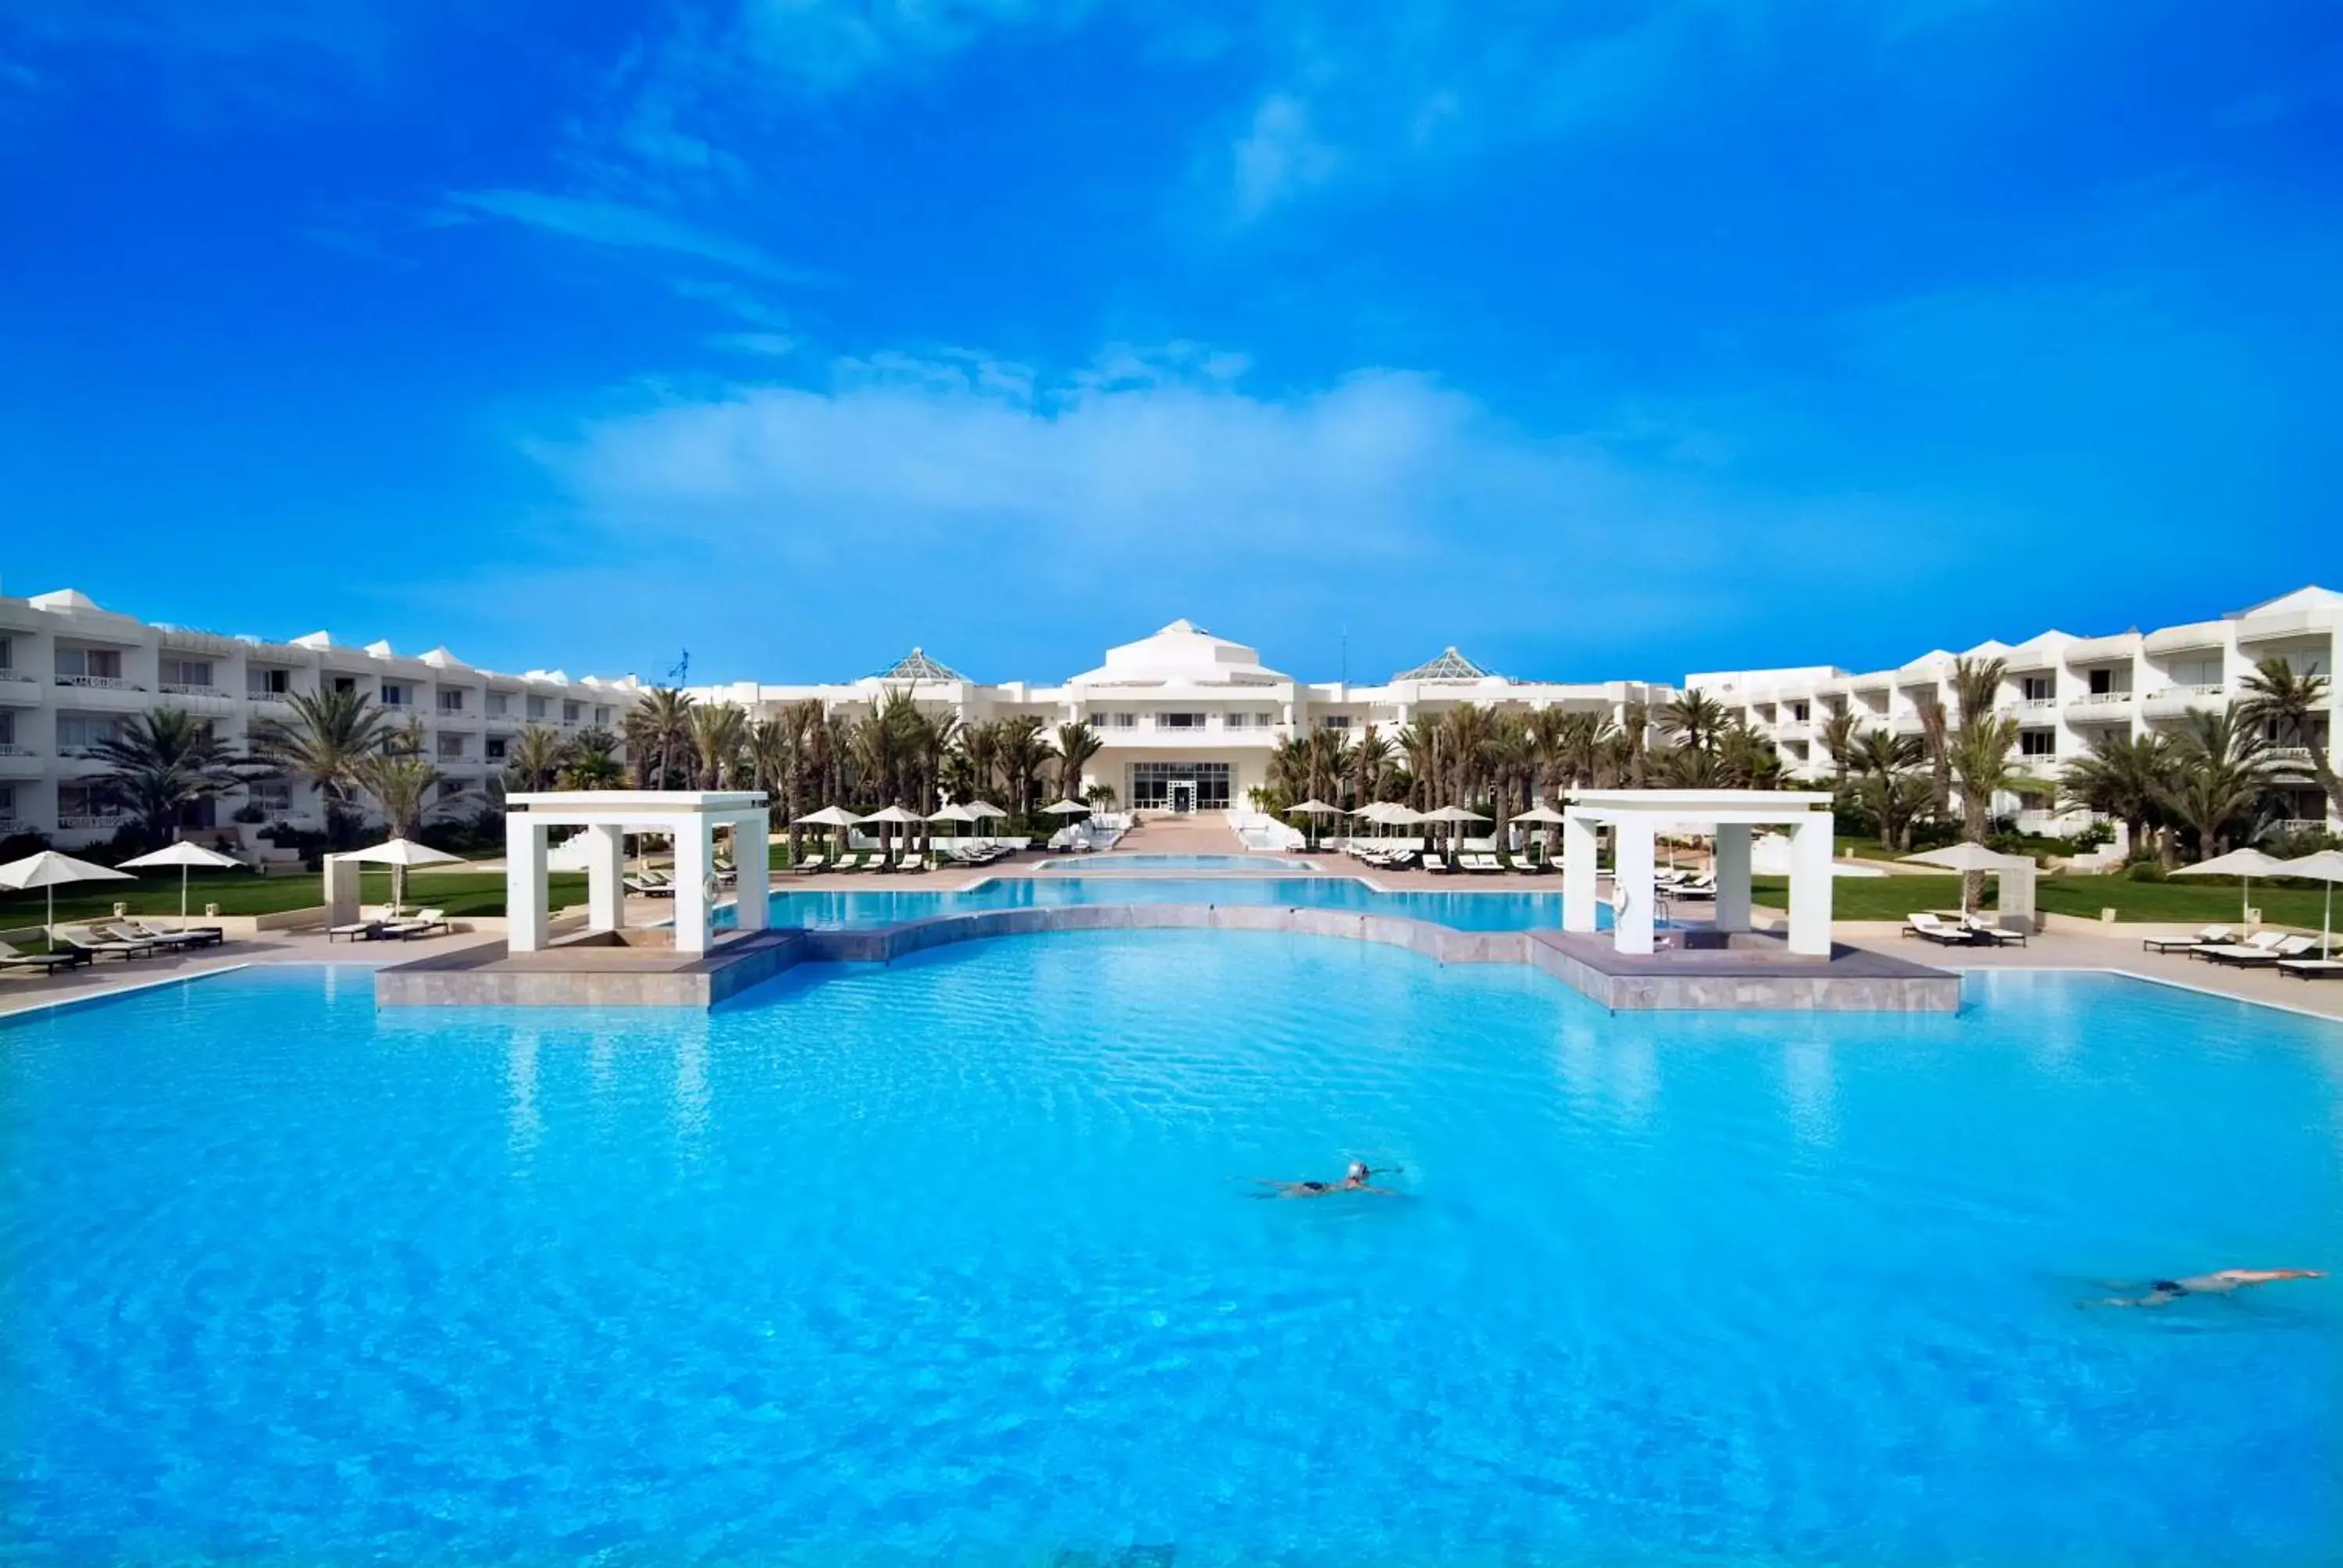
left=1263, top=1160, right=1396, bottom=1198
left=2083, top=1268, right=2325, bottom=1308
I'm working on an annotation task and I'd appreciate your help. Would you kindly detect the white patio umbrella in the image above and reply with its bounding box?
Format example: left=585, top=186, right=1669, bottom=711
left=965, top=800, right=1009, bottom=849
left=1043, top=800, right=1092, bottom=814
left=2170, top=846, right=2292, bottom=924
left=1509, top=802, right=1568, bottom=864
left=863, top=804, right=925, bottom=861
left=118, top=841, right=244, bottom=925
left=1285, top=798, right=1340, bottom=849
left=793, top=804, right=865, bottom=864
left=2274, top=849, right=2343, bottom=953
left=1900, top=841, right=2021, bottom=916
left=1422, top=804, right=1490, bottom=864
left=333, top=837, right=465, bottom=915
left=926, top=801, right=979, bottom=846
left=0, top=850, right=134, bottom=944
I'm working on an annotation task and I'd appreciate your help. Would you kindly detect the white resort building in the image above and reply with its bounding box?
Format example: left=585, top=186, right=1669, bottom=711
left=3, top=581, right=2336, bottom=848
left=1687, top=585, right=2341, bottom=836
left=0, top=586, right=640, bottom=849
left=689, top=619, right=1670, bottom=815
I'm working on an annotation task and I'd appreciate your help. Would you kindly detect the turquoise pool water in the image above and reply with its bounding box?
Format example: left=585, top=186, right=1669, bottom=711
left=765, top=875, right=1567, bottom=930
left=4, top=948, right=2338, bottom=1563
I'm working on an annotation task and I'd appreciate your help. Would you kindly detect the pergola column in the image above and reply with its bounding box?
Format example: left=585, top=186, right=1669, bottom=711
left=584, top=823, right=626, bottom=933
left=505, top=815, right=550, bottom=953
left=1714, top=822, right=1752, bottom=934
left=1613, top=815, right=1657, bottom=956
left=732, top=810, right=771, bottom=932
left=1562, top=812, right=1600, bottom=932
left=673, top=815, right=715, bottom=955
left=1787, top=815, right=1835, bottom=957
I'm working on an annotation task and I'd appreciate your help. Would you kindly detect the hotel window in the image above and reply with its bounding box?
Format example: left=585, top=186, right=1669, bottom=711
left=2086, top=668, right=2127, bottom=696
left=486, top=736, right=510, bottom=762
left=437, top=690, right=465, bottom=714
left=0, top=711, right=13, bottom=747
left=2020, top=730, right=2056, bottom=759
left=563, top=700, right=583, bottom=722
left=2170, top=657, right=2223, bottom=688
left=248, top=779, right=294, bottom=814
left=159, top=657, right=214, bottom=690
left=1127, top=761, right=1232, bottom=809
left=594, top=706, right=612, bottom=725
left=1103, top=712, right=1136, bottom=729
left=1317, top=715, right=1353, bottom=731
left=55, top=647, right=124, bottom=682
left=0, top=783, right=14, bottom=820
left=526, top=696, right=548, bottom=720
left=332, top=675, right=357, bottom=694
left=2020, top=675, right=2054, bottom=702
left=0, top=635, right=12, bottom=670
left=1790, top=701, right=1810, bottom=722
left=248, top=666, right=292, bottom=696
left=380, top=682, right=409, bottom=707
left=1154, top=712, right=1207, bottom=730
left=436, top=734, right=467, bottom=761
left=487, top=692, right=510, bottom=717
left=56, top=715, right=123, bottom=754
left=58, top=783, right=117, bottom=819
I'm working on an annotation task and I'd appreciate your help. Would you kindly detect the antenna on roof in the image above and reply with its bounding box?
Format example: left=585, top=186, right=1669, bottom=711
left=1341, top=625, right=1347, bottom=686
left=667, top=648, right=690, bottom=686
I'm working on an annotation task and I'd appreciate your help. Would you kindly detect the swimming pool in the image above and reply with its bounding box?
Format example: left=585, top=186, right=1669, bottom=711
left=766, top=875, right=1568, bottom=930
left=5, top=949, right=2337, bottom=1563
left=1032, top=853, right=1316, bottom=871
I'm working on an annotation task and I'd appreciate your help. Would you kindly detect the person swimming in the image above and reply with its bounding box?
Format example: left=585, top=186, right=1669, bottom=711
left=2084, top=1268, right=2325, bottom=1308
left=1262, top=1160, right=1396, bottom=1199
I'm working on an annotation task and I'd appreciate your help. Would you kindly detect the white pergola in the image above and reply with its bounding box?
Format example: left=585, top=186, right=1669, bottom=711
left=505, top=791, right=771, bottom=956
left=1561, top=789, right=1838, bottom=957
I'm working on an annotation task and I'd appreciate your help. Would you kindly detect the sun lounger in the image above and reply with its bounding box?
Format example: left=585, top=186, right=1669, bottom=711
left=54, top=924, right=162, bottom=961
left=2188, top=930, right=2288, bottom=963
left=382, top=908, right=451, bottom=939
left=2142, top=925, right=2234, bottom=953
left=0, top=939, right=88, bottom=974
left=2201, top=934, right=2318, bottom=968
left=1421, top=856, right=1459, bottom=875
left=1903, top=912, right=1979, bottom=946
left=624, top=875, right=675, bottom=896
left=793, top=854, right=829, bottom=875
left=130, top=918, right=224, bottom=947
left=1464, top=853, right=1503, bottom=875
left=1961, top=914, right=2027, bottom=947
left=100, top=921, right=205, bottom=953
left=327, top=918, right=383, bottom=941
left=2277, top=957, right=2343, bottom=980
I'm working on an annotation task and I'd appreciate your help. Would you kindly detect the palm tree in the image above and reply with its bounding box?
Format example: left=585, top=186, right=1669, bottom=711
left=503, top=724, right=569, bottom=793
left=90, top=707, right=244, bottom=850
left=623, top=687, right=696, bottom=789
left=2238, top=657, right=2341, bottom=825
left=686, top=701, right=747, bottom=790
left=358, top=747, right=465, bottom=839
left=1716, top=723, right=1784, bottom=789
left=1849, top=729, right=1928, bottom=852
left=996, top=715, right=1049, bottom=824
left=777, top=700, right=826, bottom=856
left=248, top=686, right=396, bottom=848
left=1659, top=690, right=1728, bottom=753
left=2159, top=706, right=2276, bottom=860
left=1396, top=716, right=1441, bottom=811
left=1052, top=721, right=1104, bottom=802
left=1817, top=709, right=1860, bottom=787
left=1350, top=722, right=1395, bottom=807
left=558, top=732, right=625, bottom=790
left=2060, top=732, right=2174, bottom=864
left=1914, top=692, right=1952, bottom=821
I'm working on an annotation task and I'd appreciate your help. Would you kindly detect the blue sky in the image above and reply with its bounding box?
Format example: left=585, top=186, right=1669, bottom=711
left=3, top=1, right=2338, bottom=687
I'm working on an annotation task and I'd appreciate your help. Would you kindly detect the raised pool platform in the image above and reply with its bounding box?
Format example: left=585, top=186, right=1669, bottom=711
left=377, top=906, right=1958, bottom=1013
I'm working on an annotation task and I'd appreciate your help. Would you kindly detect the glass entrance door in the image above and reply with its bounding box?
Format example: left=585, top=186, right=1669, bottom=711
left=1168, top=781, right=1196, bottom=814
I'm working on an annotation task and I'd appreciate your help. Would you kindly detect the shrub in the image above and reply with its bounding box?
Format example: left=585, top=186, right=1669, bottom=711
left=0, top=828, right=54, bottom=862
left=230, top=803, right=266, bottom=824
left=2070, top=820, right=2117, bottom=852
left=2126, top=860, right=2169, bottom=883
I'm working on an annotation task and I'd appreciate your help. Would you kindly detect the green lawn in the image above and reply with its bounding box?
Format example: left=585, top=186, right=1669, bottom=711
left=1752, top=875, right=2336, bottom=926
left=0, top=868, right=589, bottom=930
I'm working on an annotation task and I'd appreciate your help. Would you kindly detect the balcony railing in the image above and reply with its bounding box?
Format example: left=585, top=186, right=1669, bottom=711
left=159, top=682, right=227, bottom=697
left=2067, top=691, right=2132, bottom=707
left=57, top=744, right=112, bottom=759
left=2273, top=818, right=2334, bottom=836
left=0, top=743, right=34, bottom=757
left=58, top=814, right=127, bottom=831
left=0, top=671, right=34, bottom=684
left=2001, top=697, right=2058, bottom=712
left=55, top=675, right=139, bottom=690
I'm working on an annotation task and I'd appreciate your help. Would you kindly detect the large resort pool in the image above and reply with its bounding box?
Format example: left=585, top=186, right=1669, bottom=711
left=5, top=939, right=2338, bottom=1563
left=761, top=875, right=1572, bottom=931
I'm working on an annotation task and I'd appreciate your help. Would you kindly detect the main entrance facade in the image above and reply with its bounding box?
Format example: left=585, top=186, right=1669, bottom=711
left=1129, top=761, right=1232, bottom=814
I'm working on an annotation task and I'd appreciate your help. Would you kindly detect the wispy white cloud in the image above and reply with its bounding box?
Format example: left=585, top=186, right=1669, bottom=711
left=1229, top=93, right=1338, bottom=222
left=532, top=340, right=1925, bottom=665
left=439, top=188, right=815, bottom=282
left=708, top=330, right=799, bottom=357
